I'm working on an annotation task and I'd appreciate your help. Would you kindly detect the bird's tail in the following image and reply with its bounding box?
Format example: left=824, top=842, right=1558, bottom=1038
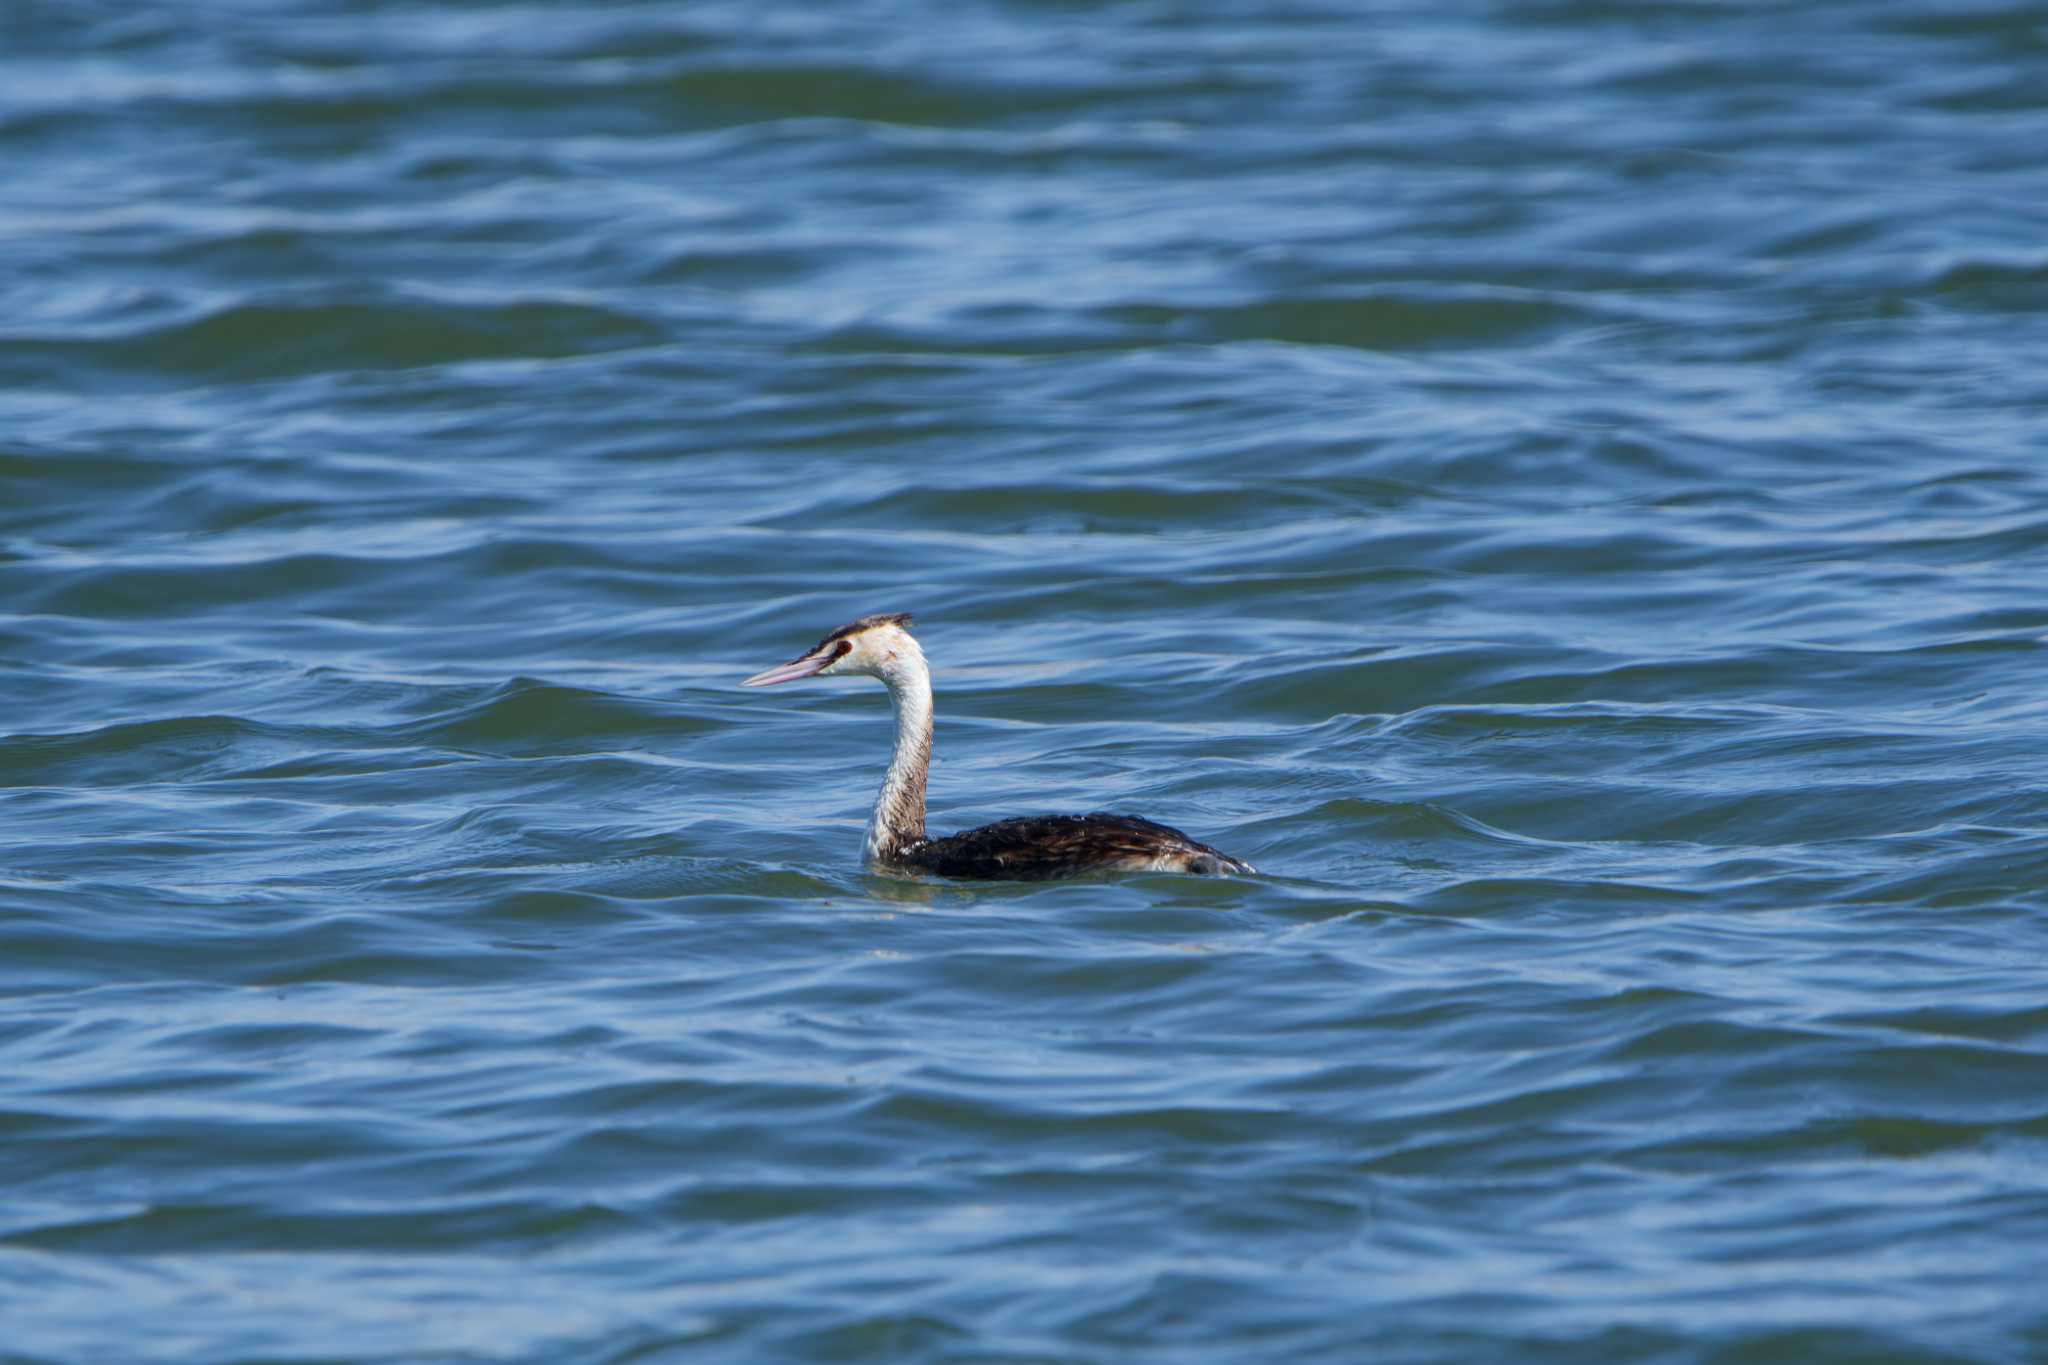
left=1184, top=850, right=1257, bottom=876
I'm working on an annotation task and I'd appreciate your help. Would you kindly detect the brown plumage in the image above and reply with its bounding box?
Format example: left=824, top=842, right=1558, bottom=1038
left=742, top=613, right=1256, bottom=881
left=900, top=813, right=1255, bottom=880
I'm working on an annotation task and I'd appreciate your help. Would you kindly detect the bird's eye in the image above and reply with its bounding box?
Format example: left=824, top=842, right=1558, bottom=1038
left=833, top=640, right=853, bottom=658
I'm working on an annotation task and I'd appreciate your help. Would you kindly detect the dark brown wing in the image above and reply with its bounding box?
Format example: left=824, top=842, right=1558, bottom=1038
left=897, top=812, right=1255, bottom=881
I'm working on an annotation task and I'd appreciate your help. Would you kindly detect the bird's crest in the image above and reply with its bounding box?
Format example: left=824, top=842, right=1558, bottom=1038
left=814, top=612, right=915, bottom=651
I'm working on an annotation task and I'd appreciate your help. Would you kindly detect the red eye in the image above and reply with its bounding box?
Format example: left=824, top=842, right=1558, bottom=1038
left=833, top=640, right=853, bottom=658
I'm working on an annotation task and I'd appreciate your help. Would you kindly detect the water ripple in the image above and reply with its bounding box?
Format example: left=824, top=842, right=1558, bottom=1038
left=6, top=0, right=2048, bottom=1361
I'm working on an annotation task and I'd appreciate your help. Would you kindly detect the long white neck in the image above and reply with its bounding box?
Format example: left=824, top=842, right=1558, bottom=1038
left=863, top=640, right=932, bottom=864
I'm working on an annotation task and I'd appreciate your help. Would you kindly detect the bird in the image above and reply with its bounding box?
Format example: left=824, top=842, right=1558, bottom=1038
left=742, top=613, right=1256, bottom=880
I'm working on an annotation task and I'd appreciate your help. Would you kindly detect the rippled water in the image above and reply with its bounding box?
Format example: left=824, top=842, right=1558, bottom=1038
left=6, top=2, right=2048, bottom=1361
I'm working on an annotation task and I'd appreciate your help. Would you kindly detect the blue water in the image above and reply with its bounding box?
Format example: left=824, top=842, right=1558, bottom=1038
left=5, top=3, right=2048, bottom=1361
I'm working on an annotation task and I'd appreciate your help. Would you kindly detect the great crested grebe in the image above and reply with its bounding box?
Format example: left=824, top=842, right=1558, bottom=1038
left=742, top=613, right=1256, bottom=880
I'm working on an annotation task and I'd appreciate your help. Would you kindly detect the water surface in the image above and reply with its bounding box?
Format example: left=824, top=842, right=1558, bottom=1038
left=5, top=2, right=2048, bottom=1361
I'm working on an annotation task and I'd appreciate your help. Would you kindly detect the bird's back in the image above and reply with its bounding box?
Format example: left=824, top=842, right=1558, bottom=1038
left=896, top=813, right=1255, bottom=881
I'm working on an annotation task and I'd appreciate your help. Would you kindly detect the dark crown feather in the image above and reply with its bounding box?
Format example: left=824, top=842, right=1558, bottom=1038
left=813, top=612, right=915, bottom=652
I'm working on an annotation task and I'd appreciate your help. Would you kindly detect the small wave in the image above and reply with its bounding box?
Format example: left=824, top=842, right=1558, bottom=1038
left=14, top=292, right=666, bottom=386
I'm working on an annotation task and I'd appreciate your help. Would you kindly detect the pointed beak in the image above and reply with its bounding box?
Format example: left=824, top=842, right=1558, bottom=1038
left=741, top=651, right=833, bottom=688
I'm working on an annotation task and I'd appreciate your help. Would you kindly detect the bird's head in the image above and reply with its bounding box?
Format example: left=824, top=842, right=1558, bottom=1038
left=741, top=612, right=922, bottom=688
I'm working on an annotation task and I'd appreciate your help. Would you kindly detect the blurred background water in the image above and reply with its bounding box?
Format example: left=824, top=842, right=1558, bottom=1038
left=5, top=2, right=2048, bottom=1361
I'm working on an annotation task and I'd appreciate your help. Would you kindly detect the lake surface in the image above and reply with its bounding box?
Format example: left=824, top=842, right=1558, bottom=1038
left=5, top=2, right=2048, bottom=1361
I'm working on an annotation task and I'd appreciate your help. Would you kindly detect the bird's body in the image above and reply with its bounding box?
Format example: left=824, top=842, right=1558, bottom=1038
left=898, top=812, right=1253, bottom=880
left=742, top=613, right=1255, bottom=881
